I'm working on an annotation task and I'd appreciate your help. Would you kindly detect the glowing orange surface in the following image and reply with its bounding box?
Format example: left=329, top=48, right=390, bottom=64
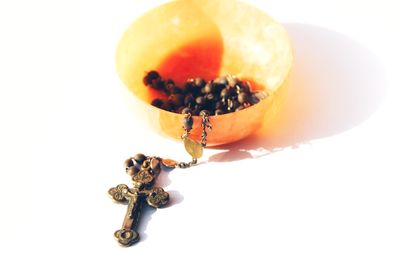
left=116, top=0, right=293, bottom=146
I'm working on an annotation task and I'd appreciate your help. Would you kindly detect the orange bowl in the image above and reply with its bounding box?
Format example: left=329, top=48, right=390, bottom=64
left=116, top=0, right=293, bottom=146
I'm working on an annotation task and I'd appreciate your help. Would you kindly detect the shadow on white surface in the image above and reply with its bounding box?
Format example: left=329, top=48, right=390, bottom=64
left=210, top=23, right=386, bottom=162
left=136, top=173, right=184, bottom=242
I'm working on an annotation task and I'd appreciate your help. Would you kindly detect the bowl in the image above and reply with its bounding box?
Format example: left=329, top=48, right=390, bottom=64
left=116, top=0, right=293, bottom=146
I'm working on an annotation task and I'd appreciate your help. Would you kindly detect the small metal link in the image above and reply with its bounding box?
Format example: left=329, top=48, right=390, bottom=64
left=177, top=158, right=198, bottom=169
left=201, top=113, right=212, bottom=147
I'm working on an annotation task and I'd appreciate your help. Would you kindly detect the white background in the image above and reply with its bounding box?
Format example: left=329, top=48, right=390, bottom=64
left=0, top=0, right=399, bottom=266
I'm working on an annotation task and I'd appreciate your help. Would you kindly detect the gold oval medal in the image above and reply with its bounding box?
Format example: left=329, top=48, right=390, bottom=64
left=184, top=138, right=203, bottom=159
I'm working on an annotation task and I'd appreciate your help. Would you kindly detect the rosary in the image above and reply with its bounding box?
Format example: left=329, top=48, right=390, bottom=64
left=109, top=0, right=293, bottom=246
left=108, top=71, right=266, bottom=246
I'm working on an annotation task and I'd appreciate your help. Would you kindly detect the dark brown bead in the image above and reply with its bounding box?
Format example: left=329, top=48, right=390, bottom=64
left=205, top=93, right=216, bottom=102
left=214, top=76, right=228, bottom=86
left=200, top=86, right=207, bottom=95
left=181, top=107, right=192, bottom=114
left=213, top=83, right=227, bottom=92
left=227, top=76, right=239, bottom=88
left=184, top=94, right=195, bottom=106
left=215, top=101, right=226, bottom=110
left=169, top=94, right=184, bottom=107
left=164, top=81, right=175, bottom=95
left=183, top=79, right=196, bottom=94
left=161, top=100, right=173, bottom=111
left=165, top=79, right=175, bottom=87
left=151, top=79, right=165, bottom=90
left=250, top=93, right=260, bottom=104
left=227, top=99, right=240, bottom=111
left=176, top=106, right=186, bottom=114
left=238, top=92, right=249, bottom=104
left=192, top=105, right=201, bottom=116
left=195, top=96, right=206, bottom=106
left=150, top=158, right=161, bottom=174
left=143, top=71, right=160, bottom=86
left=151, top=98, right=164, bottom=108
left=183, top=116, right=193, bottom=130
left=169, top=86, right=183, bottom=95
left=206, top=101, right=217, bottom=112
left=204, top=83, right=213, bottom=94
left=126, top=166, right=140, bottom=177
left=163, top=88, right=171, bottom=96
left=215, top=109, right=225, bottom=115
left=220, top=88, right=230, bottom=100
left=194, top=77, right=206, bottom=88
left=228, top=86, right=238, bottom=97
left=124, top=158, right=134, bottom=169
left=133, top=154, right=147, bottom=165
left=236, top=105, right=245, bottom=112
left=236, top=82, right=250, bottom=94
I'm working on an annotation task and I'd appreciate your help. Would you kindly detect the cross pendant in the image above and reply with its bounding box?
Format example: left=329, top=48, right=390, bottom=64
left=108, top=158, right=169, bottom=246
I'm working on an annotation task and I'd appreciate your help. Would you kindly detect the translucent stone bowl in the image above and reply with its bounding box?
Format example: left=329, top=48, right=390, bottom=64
left=116, top=0, right=293, bottom=146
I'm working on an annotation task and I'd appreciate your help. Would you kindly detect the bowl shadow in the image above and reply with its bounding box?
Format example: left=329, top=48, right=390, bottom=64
left=210, top=23, right=386, bottom=162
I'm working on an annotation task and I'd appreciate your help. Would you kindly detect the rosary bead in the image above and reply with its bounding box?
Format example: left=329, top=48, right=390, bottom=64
left=151, top=98, right=163, bottom=108
left=164, top=81, right=175, bottom=95
left=133, top=153, right=147, bottom=165
left=215, top=101, right=225, bottom=110
left=250, top=93, right=260, bottom=104
left=143, top=70, right=160, bottom=86
left=164, top=79, right=174, bottom=88
left=183, top=79, right=196, bottom=95
left=227, top=99, right=240, bottom=111
left=220, top=88, right=230, bottom=100
left=195, top=96, right=206, bottom=106
left=215, top=109, right=225, bottom=115
left=151, top=79, right=165, bottom=90
left=227, top=76, right=239, bottom=88
left=161, top=100, right=173, bottom=111
left=203, top=82, right=213, bottom=94
left=184, top=94, right=195, bottom=106
left=213, top=76, right=228, bottom=86
left=200, top=86, right=207, bottom=95
left=236, top=105, right=245, bottom=112
left=124, top=158, right=134, bottom=170
left=150, top=158, right=161, bottom=174
left=238, top=92, right=249, bottom=104
left=126, top=166, right=139, bottom=177
left=205, top=93, right=216, bottom=103
left=170, top=86, right=183, bottom=95
left=183, top=116, right=193, bottom=130
left=176, top=106, right=185, bottom=114
left=169, top=94, right=184, bottom=107
left=192, top=105, right=201, bottom=116
left=236, top=82, right=250, bottom=94
left=194, top=77, right=206, bottom=88
left=181, top=107, right=192, bottom=115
